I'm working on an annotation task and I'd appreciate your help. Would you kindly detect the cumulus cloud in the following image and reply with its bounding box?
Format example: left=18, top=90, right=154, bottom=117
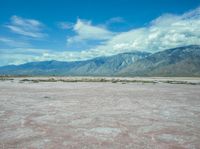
left=91, top=6, right=200, bottom=54
left=66, top=7, right=200, bottom=58
left=5, top=16, right=46, bottom=38
left=67, top=19, right=115, bottom=44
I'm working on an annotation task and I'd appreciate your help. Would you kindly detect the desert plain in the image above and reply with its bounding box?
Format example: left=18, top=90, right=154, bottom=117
left=0, top=77, right=200, bottom=149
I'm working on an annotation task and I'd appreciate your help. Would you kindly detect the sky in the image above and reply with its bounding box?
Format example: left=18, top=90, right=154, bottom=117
left=0, top=0, right=200, bottom=66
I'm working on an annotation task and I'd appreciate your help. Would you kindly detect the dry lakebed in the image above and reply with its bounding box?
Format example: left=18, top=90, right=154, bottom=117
left=0, top=77, right=200, bottom=149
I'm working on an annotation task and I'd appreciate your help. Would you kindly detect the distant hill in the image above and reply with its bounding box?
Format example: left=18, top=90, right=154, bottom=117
left=118, top=45, right=200, bottom=77
left=0, top=45, right=200, bottom=77
left=0, top=51, right=150, bottom=76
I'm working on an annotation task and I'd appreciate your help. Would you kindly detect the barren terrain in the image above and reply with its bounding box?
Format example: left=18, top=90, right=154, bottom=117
left=0, top=77, right=200, bottom=149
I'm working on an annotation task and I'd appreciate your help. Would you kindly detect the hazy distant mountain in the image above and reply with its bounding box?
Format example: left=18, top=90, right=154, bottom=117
left=118, top=45, right=200, bottom=77
left=0, top=45, right=200, bottom=77
left=0, top=51, right=150, bottom=76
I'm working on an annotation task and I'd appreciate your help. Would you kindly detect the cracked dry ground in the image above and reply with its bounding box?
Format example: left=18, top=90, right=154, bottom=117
left=0, top=80, right=200, bottom=149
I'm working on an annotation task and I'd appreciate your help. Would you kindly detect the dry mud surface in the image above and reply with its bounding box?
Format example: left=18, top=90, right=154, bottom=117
left=0, top=77, right=200, bottom=149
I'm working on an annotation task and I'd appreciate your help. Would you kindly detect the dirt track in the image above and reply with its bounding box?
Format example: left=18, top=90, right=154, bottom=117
left=0, top=78, right=200, bottom=149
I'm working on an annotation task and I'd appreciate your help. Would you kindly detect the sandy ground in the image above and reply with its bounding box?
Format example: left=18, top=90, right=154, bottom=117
left=0, top=78, right=200, bottom=149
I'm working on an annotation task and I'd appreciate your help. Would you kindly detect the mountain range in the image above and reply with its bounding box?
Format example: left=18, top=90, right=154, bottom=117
left=0, top=45, right=200, bottom=77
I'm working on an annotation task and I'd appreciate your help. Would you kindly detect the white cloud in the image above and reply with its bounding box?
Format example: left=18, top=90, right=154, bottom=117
left=67, top=19, right=115, bottom=44
left=182, top=6, right=200, bottom=19
left=5, top=16, right=46, bottom=38
left=0, top=48, right=97, bottom=66
left=92, top=6, right=200, bottom=54
left=66, top=7, right=200, bottom=58
left=0, top=37, right=30, bottom=47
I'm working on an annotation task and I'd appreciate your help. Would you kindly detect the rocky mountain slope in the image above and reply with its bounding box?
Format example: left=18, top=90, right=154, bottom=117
left=0, top=52, right=149, bottom=76
left=118, top=45, right=200, bottom=77
left=0, top=45, right=200, bottom=76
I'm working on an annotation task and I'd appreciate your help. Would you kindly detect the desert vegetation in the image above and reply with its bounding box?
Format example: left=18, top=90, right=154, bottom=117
left=1, top=76, right=199, bottom=85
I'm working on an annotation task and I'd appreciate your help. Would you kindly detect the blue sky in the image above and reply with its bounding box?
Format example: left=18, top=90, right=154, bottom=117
left=0, top=0, right=200, bottom=66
